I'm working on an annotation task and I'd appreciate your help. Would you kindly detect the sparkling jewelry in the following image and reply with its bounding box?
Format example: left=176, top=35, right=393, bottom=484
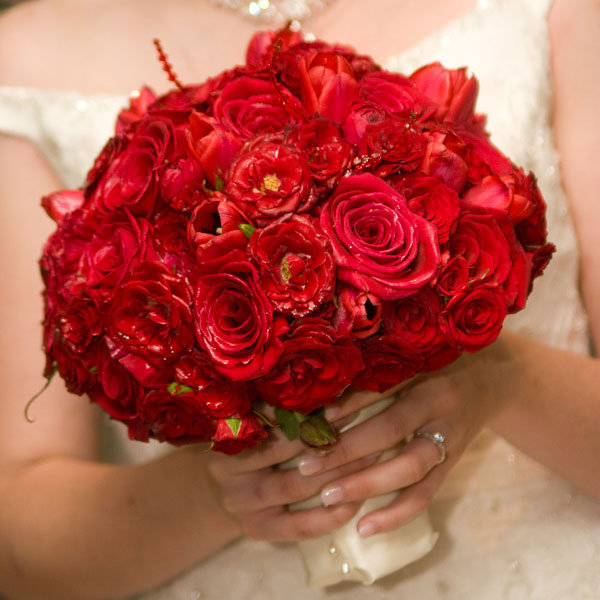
left=414, top=431, right=447, bottom=464
left=211, top=0, right=333, bottom=25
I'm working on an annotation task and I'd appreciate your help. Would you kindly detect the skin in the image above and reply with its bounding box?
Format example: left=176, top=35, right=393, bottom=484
left=0, top=0, right=598, bottom=597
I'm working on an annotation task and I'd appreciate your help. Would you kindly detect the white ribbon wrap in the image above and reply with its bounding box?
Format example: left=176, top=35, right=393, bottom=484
left=285, top=397, right=438, bottom=587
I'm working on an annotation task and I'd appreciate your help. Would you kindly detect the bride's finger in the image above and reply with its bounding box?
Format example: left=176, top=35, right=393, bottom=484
left=318, top=424, right=453, bottom=505
left=208, top=428, right=303, bottom=482
left=297, top=394, right=431, bottom=477
left=226, top=452, right=381, bottom=513
left=324, top=376, right=422, bottom=422
left=241, top=502, right=363, bottom=542
left=354, top=459, right=450, bottom=538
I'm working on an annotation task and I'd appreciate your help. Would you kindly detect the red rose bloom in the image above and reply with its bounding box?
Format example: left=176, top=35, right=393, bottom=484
left=298, top=51, right=358, bottom=123
left=440, top=284, right=508, bottom=352
left=135, top=388, right=216, bottom=444
left=93, top=118, right=175, bottom=217
left=89, top=344, right=143, bottom=420
left=226, top=140, right=316, bottom=225
left=353, top=335, right=422, bottom=393
left=394, top=174, right=460, bottom=244
left=194, top=259, right=288, bottom=381
left=249, top=214, right=335, bottom=317
left=213, top=76, right=301, bottom=140
left=159, top=156, right=206, bottom=213
left=361, top=119, right=427, bottom=176
left=107, top=261, right=194, bottom=364
left=212, top=414, right=268, bottom=455
left=358, top=72, right=433, bottom=119
left=286, top=119, right=353, bottom=191
left=410, top=62, right=479, bottom=125
left=186, top=112, right=242, bottom=188
left=80, top=212, right=157, bottom=291
left=255, top=318, right=363, bottom=413
left=333, top=286, right=383, bottom=339
left=320, top=173, right=440, bottom=300
left=342, top=102, right=387, bottom=146
left=173, top=351, right=252, bottom=418
left=450, top=212, right=513, bottom=287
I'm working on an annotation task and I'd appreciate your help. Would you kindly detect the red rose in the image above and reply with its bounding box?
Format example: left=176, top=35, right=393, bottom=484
left=422, top=130, right=469, bottom=193
left=298, top=51, right=358, bottom=123
left=194, top=260, right=288, bottom=381
left=135, top=388, right=216, bottom=444
left=286, top=119, right=353, bottom=191
left=255, top=318, right=363, bottom=413
left=48, top=338, right=99, bottom=395
left=173, top=351, right=251, bottom=418
left=41, top=190, right=85, bottom=224
left=382, top=286, right=445, bottom=351
left=450, top=212, right=512, bottom=287
left=342, top=102, right=387, bottom=146
left=246, top=29, right=303, bottom=68
left=212, top=414, right=268, bottom=455
left=213, top=76, right=300, bottom=139
left=116, top=86, right=157, bottom=134
left=435, top=256, right=469, bottom=297
left=83, top=135, right=128, bottom=198
left=226, top=139, right=316, bottom=225
left=515, top=173, right=551, bottom=248
left=353, top=335, right=422, bottom=393
left=249, top=214, right=335, bottom=317
left=93, top=118, right=175, bottom=217
left=320, top=173, right=440, bottom=300
left=410, top=62, right=479, bottom=125
left=440, top=284, right=508, bottom=352
left=361, top=119, right=427, bottom=176
left=159, top=156, right=206, bottom=213
left=152, top=210, right=197, bottom=278
left=89, top=344, right=143, bottom=420
left=333, top=286, right=382, bottom=339
left=394, top=174, right=460, bottom=244
left=358, top=72, right=433, bottom=119
left=80, top=212, right=157, bottom=291
left=57, top=292, right=102, bottom=355
left=107, top=261, right=194, bottom=364
left=186, top=112, right=242, bottom=188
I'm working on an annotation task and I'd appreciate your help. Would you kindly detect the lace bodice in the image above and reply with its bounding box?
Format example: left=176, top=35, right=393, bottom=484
left=1, top=0, right=598, bottom=598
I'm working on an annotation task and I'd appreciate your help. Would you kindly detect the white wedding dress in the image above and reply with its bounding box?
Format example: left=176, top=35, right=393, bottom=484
left=1, top=0, right=599, bottom=597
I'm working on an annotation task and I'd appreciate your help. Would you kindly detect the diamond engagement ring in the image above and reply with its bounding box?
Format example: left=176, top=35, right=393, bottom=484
left=414, top=431, right=447, bottom=464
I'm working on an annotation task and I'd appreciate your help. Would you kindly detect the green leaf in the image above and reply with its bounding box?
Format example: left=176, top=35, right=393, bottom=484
left=167, top=382, right=194, bottom=395
left=214, top=174, right=225, bottom=192
left=239, top=223, right=256, bottom=240
left=226, top=417, right=242, bottom=438
left=274, top=406, right=306, bottom=441
left=89, top=366, right=98, bottom=374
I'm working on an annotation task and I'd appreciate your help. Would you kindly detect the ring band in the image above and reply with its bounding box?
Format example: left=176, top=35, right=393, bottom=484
left=414, top=431, right=447, bottom=464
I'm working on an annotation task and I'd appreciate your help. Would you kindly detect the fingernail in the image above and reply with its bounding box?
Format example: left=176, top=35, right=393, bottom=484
left=358, top=522, right=376, bottom=538
left=321, top=486, right=344, bottom=506
left=298, top=455, right=324, bottom=476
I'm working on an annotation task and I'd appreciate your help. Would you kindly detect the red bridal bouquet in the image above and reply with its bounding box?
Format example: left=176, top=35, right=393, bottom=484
left=39, top=28, right=554, bottom=455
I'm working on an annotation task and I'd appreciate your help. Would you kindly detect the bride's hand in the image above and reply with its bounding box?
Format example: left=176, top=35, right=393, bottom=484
left=206, top=427, right=379, bottom=541
left=295, top=353, right=500, bottom=538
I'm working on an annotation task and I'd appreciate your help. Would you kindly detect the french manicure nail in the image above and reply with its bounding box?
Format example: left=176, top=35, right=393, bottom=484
left=298, top=455, right=324, bottom=476
left=358, top=522, right=376, bottom=538
left=321, top=486, right=344, bottom=506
